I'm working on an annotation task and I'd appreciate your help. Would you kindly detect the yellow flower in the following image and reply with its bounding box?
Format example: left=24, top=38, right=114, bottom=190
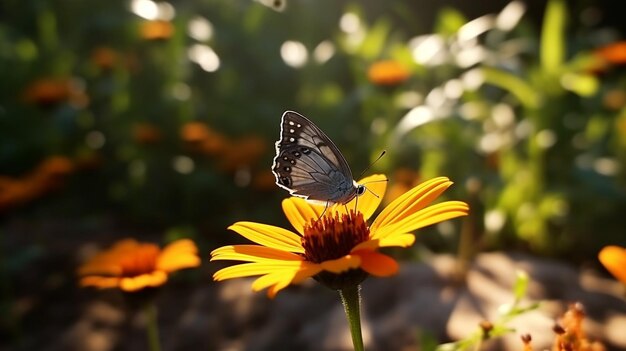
left=598, top=245, right=626, bottom=285
left=211, top=175, right=469, bottom=297
left=78, top=238, right=200, bottom=292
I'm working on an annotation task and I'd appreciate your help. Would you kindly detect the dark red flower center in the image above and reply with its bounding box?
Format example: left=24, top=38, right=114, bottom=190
left=301, top=211, right=370, bottom=264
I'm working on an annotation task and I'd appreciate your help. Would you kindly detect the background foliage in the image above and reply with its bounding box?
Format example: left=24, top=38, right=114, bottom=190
left=1, top=0, right=626, bottom=263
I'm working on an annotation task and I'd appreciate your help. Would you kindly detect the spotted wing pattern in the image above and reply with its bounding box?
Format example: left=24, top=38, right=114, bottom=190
left=272, top=111, right=357, bottom=204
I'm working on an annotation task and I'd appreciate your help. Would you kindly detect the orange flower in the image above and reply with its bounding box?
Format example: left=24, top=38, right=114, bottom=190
left=595, top=41, right=626, bottom=64
left=91, top=47, right=118, bottom=70
left=22, top=78, right=72, bottom=106
left=367, top=60, right=410, bottom=86
left=36, top=156, right=74, bottom=177
left=602, top=90, right=626, bottom=111
left=252, top=170, right=277, bottom=191
left=0, top=156, right=74, bottom=211
left=598, top=245, right=626, bottom=285
left=522, top=303, right=604, bottom=351
left=22, top=77, right=88, bottom=108
left=552, top=303, right=604, bottom=351
left=133, top=122, right=162, bottom=144
left=0, top=177, right=43, bottom=211
left=180, top=121, right=229, bottom=155
left=217, top=135, right=268, bottom=172
left=140, top=20, right=174, bottom=40
left=78, top=238, right=200, bottom=292
left=211, top=175, right=469, bottom=297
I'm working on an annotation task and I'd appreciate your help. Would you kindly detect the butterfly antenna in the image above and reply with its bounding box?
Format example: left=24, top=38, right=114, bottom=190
left=365, top=187, right=380, bottom=198
left=358, top=150, right=386, bottom=179
left=317, top=201, right=330, bottom=222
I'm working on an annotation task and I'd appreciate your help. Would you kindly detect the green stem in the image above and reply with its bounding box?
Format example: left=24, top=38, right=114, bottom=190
left=144, top=302, right=161, bottom=351
left=339, top=285, right=364, bottom=351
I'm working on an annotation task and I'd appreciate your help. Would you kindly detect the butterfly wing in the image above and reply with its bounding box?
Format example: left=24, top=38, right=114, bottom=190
left=272, top=111, right=357, bottom=204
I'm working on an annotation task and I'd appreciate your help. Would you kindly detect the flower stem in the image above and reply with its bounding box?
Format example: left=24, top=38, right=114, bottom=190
left=144, top=302, right=161, bottom=351
left=339, top=285, right=364, bottom=351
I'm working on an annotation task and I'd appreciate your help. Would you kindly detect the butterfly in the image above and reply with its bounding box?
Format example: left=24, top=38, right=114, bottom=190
left=272, top=111, right=366, bottom=206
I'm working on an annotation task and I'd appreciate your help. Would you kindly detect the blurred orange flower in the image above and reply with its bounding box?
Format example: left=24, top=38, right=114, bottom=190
left=595, top=41, right=626, bottom=64
left=22, top=78, right=88, bottom=107
left=218, top=135, right=268, bottom=172
left=520, top=303, right=605, bottom=351
left=0, top=156, right=74, bottom=211
left=602, top=90, right=626, bottom=111
left=37, top=156, right=74, bottom=177
left=367, top=60, right=410, bottom=86
left=133, top=122, right=162, bottom=144
left=598, top=245, right=626, bottom=285
left=251, top=170, right=277, bottom=191
left=90, top=47, right=119, bottom=70
left=78, top=238, right=200, bottom=292
left=180, top=121, right=229, bottom=155
left=140, top=20, right=174, bottom=40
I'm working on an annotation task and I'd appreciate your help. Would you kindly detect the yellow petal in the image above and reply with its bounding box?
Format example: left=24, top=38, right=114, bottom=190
left=119, top=271, right=168, bottom=292
left=160, top=239, right=198, bottom=256
left=371, top=177, right=452, bottom=232
left=211, top=245, right=304, bottom=262
left=157, top=239, right=200, bottom=272
left=373, top=201, right=469, bottom=240
left=354, top=250, right=398, bottom=276
left=157, top=254, right=201, bottom=272
left=282, top=197, right=325, bottom=235
left=319, top=255, right=361, bottom=273
left=599, top=245, right=626, bottom=285
left=228, top=222, right=304, bottom=253
left=213, top=261, right=305, bottom=281
left=251, top=262, right=321, bottom=292
left=352, top=233, right=416, bottom=251
left=265, top=263, right=322, bottom=298
left=330, top=174, right=388, bottom=220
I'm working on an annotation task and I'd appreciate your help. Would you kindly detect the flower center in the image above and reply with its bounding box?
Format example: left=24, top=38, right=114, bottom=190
left=119, top=244, right=160, bottom=277
left=301, top=211, right=370, bottom=263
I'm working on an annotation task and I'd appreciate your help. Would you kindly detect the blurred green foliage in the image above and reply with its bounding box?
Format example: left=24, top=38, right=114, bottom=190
left=1, top=0, right=625, bottom=259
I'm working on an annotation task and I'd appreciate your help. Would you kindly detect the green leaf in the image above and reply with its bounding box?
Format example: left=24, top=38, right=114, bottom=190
left=560, top=73, right=599, bottom=97
left=540, top=0, right=567, bottom=75
left=360, top=18, right=391, bottom=59
left=481, top=68, right=540, bottom=108
left=513, top=270, right=529, bottom=303
left=435, top=7, right=467, bottom=36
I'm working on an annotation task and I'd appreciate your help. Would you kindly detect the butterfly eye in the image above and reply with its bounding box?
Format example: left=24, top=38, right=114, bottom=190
left=300, top=147, right=310, bottom=155
left=283, top=166, right=291, bottom=172
left=292, top=151, right=301, bottom=158
left=280, top=177, right=291, bottom=186
left=356, top=185, right=366, bottom=196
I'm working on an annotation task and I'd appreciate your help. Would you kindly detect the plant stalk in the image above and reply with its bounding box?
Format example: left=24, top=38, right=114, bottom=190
left=145, top=302, right=161, bottom=351
left=339, top=285, right=364, bottom=351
